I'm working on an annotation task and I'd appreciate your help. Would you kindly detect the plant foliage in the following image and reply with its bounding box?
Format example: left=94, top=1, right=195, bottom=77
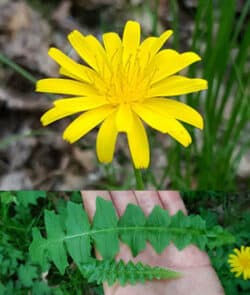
left=29, top=197, right=235, bottom=286
left=80, top=259, right=181, bottom=286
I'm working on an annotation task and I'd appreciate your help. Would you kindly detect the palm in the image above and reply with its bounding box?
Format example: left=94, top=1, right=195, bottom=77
left=82, top=191, right=224, bottom=295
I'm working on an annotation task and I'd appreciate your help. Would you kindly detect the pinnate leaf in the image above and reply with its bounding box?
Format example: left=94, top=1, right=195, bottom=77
left=207, top=225, right=236, bottom=249
left=29, top=197, right=235, bottom=286
left=80, top=259, right=181, bottom=286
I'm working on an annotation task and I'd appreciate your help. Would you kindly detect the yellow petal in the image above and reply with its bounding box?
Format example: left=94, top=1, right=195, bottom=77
left=116, top=103, right=133, bottom=132
left=96, top=112, right=118, bottom=163
left=68, top=30, right=108, bottom=73
left=137, top=30, right=172, bottom=69
left=68, top=30, right=94, bottom=68
left=41, top=108, right=78, bottom=126
left=41, top=96, right=108, bottom=125
left=48, top=47, right=93, bottom=83
left=122, top=20, right=141, bottom=52
left=122, top=20, right=140, bottom=64
left=53, top=96, right=108, bottom=108
left=150, top=30, right=173, bottom=56
left=59, top=67, right=82, bottom=81
left=139, top=36, right=157, bottom=49
left=138, top=36, right=157, bottom=68
left=103, top=32, right=122, bottom=60
left=134, top=31, right=173, bottom=74
left=142, top=97, right=203, bottom=129
left=132, top=103, right=192, bottom=147
left=59, top=66, right=106, bottom=89
left=63, top=105, right=115, bottom=143
left=127, top=113, right=149, bottom=169
left=151, top=50, right=201, bottom=83
left=36, top=78, right=98, bottom=96
left=149, top=75, right=208, bottom=97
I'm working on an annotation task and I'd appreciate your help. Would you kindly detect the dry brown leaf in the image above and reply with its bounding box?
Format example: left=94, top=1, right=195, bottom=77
left=0, top=0, right=57, bottom=76
left=72, top=0, right=124, bottom=10
left=52, top=0, right=81, bottom=32
left=0, top=87, right=50, bottom=111
left=72, top=147, right=96, bottom=172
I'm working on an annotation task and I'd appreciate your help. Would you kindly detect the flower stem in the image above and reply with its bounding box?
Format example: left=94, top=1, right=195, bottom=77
left=133, top=167, right=145, bottom=190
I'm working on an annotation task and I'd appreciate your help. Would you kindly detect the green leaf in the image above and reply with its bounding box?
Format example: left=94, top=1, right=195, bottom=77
left=45, top=210, right=68, bottom=274
left=80, top=259, right=181, bottom=286
left=32, top=281, right=52, bottom=295
left=70, top=191, right=82, bottom=203
left=16, top=191, right=46, bottom=207
left=92, top=197, right=119, bottom=259
left=0, top=192, right=16, bottom=204
left=65, top=201, right=91, bottom=265
left=29, top=197, right=235, bottom=286
left=18, top=264, right=38, bottom=287
left=207, top=226, right=236, bottom=249
left=0, top=283, right=6, bottom=295
left=189, top=215, right=207, bottom=249
left=146, top=206, right=171, bottom=253
left=119, top=204, right=146, bottom=256
left=29, top=228, right=48, bottom=271
left=169, top=211, right=192, bottom=250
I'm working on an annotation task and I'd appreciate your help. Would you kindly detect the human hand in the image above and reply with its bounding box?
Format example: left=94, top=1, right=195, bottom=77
left=82, top=191, right=225, bottom=295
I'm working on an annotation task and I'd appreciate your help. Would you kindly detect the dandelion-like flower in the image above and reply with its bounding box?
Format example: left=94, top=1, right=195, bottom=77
left=37, top=20, right=207, bottom=168
left=228, top=246, right=250, bottom=280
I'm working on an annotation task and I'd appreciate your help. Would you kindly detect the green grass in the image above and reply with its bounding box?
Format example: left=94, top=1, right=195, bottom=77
left=164, top=0, right=250, bottom=190
left=0, top=53, right=37, bottom=85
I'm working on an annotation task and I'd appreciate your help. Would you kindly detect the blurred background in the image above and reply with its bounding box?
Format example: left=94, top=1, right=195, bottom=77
left=0, top=0, right=249, bottom=190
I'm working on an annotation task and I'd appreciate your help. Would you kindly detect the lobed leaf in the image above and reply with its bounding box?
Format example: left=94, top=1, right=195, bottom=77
left=146, top=206, right=171, bottom=253
left=16, top=191, right=46, bottom=207
left=30, top=197, right=235, bottom=284
left=44, top=210, right=68, bottom=274
left=80, top=259, right=181, bottom=286
left=65, top=201, right=92, bottom=265
left=29, top=228, right=48, bottom=271
left=92, top=197, right=119, bottom=259
left=18, top=264, right=38, bottom=288
left=118, top=204, right=147, bottom=256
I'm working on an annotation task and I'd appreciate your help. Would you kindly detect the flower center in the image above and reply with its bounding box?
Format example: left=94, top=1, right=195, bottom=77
left=102, top=49, right=155, bottom=105
left=239, top=256, right=250, bottom=269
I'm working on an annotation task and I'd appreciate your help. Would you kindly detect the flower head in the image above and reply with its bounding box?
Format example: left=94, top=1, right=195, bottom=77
left=37, top=20, right=207, bottom=168
left=228, top=246, right=250, bottom=280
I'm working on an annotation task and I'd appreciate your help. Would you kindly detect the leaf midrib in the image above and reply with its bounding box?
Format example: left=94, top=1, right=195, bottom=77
left=43, top=225, right=207, bottom=247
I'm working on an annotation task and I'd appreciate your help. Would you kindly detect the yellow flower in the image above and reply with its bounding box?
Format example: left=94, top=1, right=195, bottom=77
left=228, top=246, right=250, bottom=280
left=37, top=20, right=207, bottom=168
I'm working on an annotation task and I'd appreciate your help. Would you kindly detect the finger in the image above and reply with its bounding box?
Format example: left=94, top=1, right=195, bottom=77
left=110, top=191, right=138, bottom=217
left=134, top=190, right=163, bottom=216
left=81, top=191, right=111, bottom=221
left=158, top=191, right=188, bottom=215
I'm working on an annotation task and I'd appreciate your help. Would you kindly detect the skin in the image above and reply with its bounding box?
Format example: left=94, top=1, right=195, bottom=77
left=82, top=191, right=225, bottom=295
